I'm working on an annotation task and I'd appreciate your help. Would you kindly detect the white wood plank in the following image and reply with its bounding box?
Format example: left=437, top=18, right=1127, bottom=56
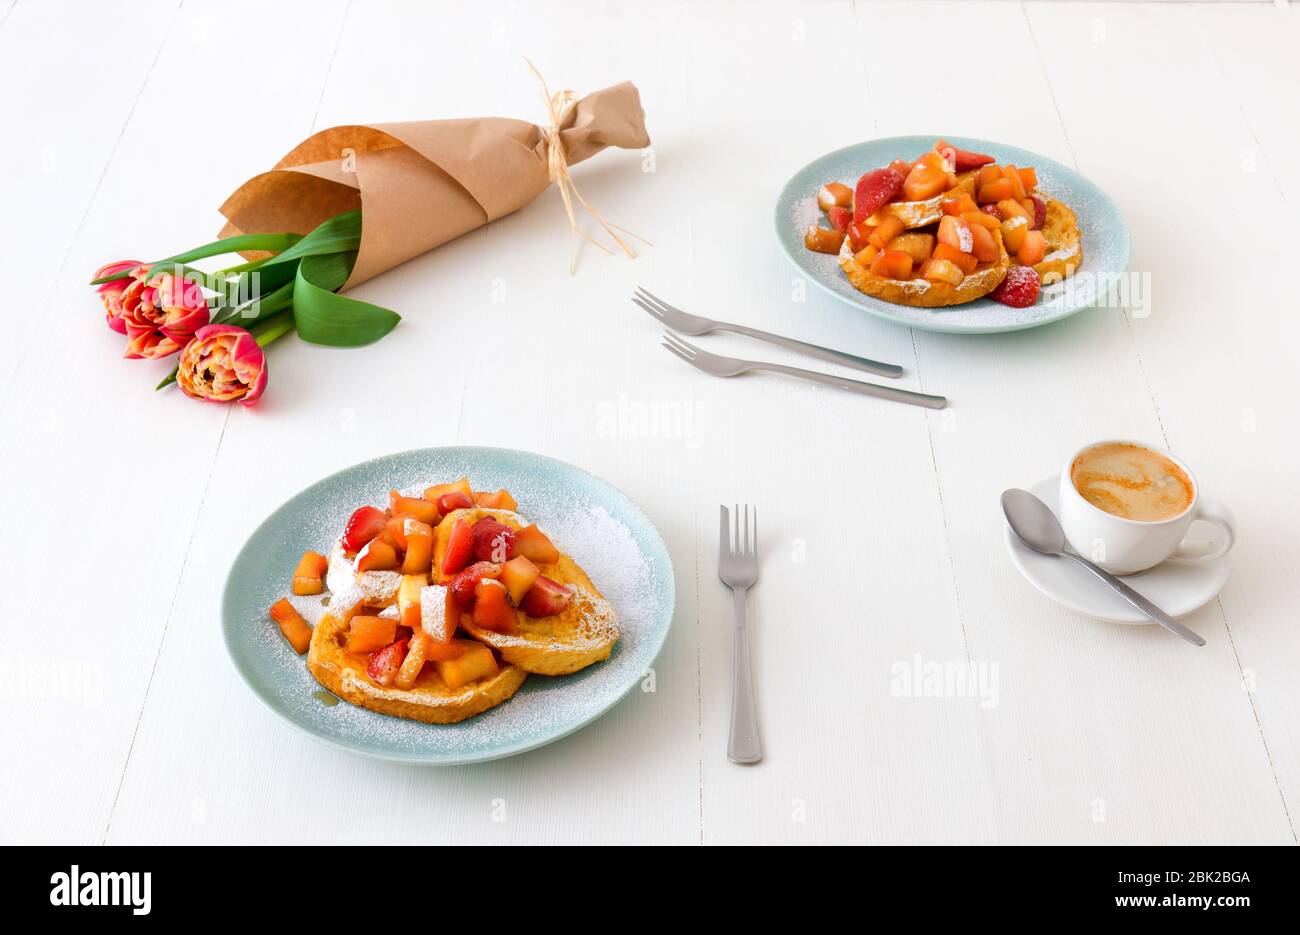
left=0, top=0, right=351, bottom=845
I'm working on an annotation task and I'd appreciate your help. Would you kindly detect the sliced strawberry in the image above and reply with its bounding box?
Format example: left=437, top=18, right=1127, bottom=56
left=472, top=518, right=517, bottom=563
left=933, top=139, right=995, bottom=171
left=472, top=579, right=519, bottom=634
left=852, top=168, right=904, bottom=223
left=366, top=638, right=408, bottom=686
left=991, top=266, right=1041, bottom=308
left=1029, top=195, right=1047, bottom=230
left=440, top=519, right=474, bottom=576
left=342, top=505, right=387, bottom=552
left=437, top=490, right=474, bottom=513
left=520, top=576, right=574, bottom=617
left=826, top=206, right=852, bottom=232
left=450, top=561, right=503, bottom=610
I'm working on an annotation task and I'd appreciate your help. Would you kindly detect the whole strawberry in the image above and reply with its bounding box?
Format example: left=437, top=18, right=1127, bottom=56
left=991, top=266, right=1040, bottom=308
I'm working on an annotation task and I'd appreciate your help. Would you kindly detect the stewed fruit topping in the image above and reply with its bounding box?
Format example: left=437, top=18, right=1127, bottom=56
left=500, top=556, right=541, bottom=605
left=932, top=139, right=994, bottom=171
left=292, top=550, right=328, bottom=595
left=450, top=561, right=503, bottom=610
left=472, top=518, right=516, bottom=563
left=356, top=537, right=398, bottom=572
left=513, top=524, right=560, bottom=563
left=437, top=490, right=474, bottom=513
left=520, top=576, right=574, bottom=617
left=853, top=168, right=905, bottom=222
left=342, top=505, right=387, bottom=552
left=991, top=266, right=1041, bottom=308
left=366, top=638, right=408, bottom=686
left=472, top=579, right=519, bottom=634
left=440, top=518, right=474, bottom=576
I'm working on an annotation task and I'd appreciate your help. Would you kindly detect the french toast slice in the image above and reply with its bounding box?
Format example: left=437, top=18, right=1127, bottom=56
left=435, top=508, right=620, bottom=676
left=1033, top=198, right=1083, bottom=284
left=307, top=608, right=526, bottom=723
left=838, top=222, right=1010, bottom=307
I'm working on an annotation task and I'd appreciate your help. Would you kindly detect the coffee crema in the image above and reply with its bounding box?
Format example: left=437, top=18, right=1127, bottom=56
left=1070, top=442, right=1194, bottom=522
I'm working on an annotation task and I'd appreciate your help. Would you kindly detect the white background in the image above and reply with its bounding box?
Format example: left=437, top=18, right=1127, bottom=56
left=1, top=0, right=1297, bottom=845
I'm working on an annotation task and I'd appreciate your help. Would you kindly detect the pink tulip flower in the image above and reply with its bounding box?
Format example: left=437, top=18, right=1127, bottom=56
left=176, top=324, right=268, bottom=406
left=93, top=260, right=146, bottom=334
left=121, top=270, right=209, bottom=359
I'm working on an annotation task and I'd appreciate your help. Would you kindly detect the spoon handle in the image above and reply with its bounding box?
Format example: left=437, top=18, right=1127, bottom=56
left=1061, top=553, right=1206, bottom=646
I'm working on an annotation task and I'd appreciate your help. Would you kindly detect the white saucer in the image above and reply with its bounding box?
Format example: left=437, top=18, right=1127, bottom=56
left=1003, top=476, right=1231, bottom=624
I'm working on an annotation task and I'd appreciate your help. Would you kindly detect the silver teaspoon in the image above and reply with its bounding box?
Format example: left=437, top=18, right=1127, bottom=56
left=1001, top=488, right=1206, bottom=646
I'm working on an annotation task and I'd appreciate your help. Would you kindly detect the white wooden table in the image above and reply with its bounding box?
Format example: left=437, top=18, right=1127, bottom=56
left=2, top=0, right=1297, bottom=845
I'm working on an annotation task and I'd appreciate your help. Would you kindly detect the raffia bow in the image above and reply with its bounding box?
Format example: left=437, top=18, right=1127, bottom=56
left=527, top=59, right=646, bottom=273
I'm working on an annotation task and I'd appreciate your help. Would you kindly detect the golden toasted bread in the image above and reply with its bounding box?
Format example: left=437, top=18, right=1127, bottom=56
left=435, top=507, right=620, bottom=676
left=838, top=224, right=1010, bottom=307
left=1033, top=198, right=1082, bottom=284
left=307, top=609, right=526, bottom=723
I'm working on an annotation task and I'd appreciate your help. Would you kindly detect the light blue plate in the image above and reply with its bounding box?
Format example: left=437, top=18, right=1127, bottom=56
left=774, top=135, right=1130, bottom=334
left=222, top=447, right=675, bottom=764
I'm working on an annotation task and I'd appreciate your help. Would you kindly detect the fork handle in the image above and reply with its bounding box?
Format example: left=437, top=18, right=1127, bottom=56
left=753, top=361, right=947, bottom=409
left=723, top=323, right=904, bottom=379
left=728, top=586, right=763, bottom=764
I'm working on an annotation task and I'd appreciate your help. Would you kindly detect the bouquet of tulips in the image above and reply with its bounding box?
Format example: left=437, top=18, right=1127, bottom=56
left=92, top=210, right=397, bottom=405
left=92, top=71, right=649, bottom=406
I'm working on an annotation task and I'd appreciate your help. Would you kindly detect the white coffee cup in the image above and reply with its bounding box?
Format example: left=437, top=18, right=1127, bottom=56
left=1058, top=440, right=1236, bottom=575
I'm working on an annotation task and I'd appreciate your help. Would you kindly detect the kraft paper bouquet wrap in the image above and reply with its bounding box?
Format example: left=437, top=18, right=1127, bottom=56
left=91, top=75, right=649, bottom=405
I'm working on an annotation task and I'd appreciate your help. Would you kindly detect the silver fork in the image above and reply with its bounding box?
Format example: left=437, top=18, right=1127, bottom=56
left=663, top=331, right=947, bottom=410
left=634, top=286, right=903, bottom=379
left=720, top=504, right=762, bottom=765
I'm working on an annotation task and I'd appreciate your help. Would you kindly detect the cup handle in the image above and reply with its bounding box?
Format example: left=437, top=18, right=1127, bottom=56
left=1169, top=498, right=1235, bottom=563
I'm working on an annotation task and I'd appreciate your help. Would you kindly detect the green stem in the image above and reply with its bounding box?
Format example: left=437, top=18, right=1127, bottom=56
left=252, top=311, right=296, bottom=348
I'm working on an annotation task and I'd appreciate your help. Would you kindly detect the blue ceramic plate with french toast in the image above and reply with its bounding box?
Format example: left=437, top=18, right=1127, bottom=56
left=222, top=447, right=675, bottom=764
left=775, top=135, right=1130, bottom=334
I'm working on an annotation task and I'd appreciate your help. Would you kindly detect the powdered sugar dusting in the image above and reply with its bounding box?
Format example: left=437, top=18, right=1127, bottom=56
left=227, top=448, right=674, bottom=763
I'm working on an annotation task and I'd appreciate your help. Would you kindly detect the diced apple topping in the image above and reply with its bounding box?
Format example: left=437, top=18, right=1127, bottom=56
left=500, top=556, right=541, bottom=605
left=473, top=489, right=518, bottom=511
left=420, top=583, right=457, bottom=642
left=388, top=490, right=439, bottom=525
left=348, top=615, right=398, bottom=654
left=434, top=640, right=499, bottom=690
left=401, top=518, right=434, bottom=575
left=423, top=478, right=472, bottom=502
left=292, top=550, right=328, bottom=595
left=816, top=181, right=852, bottom=211
left=920, top=258, right=965, bottom=286
left=472, top=578, right=519, bottom=634
left=356, top=537, right=398, bottom=573
left=268, top=598, right=312, bottom=654
left=803, top=225, right=845, bottom=254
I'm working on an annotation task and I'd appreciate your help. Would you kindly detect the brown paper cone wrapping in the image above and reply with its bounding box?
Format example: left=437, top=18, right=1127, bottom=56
left=218, top=81, right=649, bottom=289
